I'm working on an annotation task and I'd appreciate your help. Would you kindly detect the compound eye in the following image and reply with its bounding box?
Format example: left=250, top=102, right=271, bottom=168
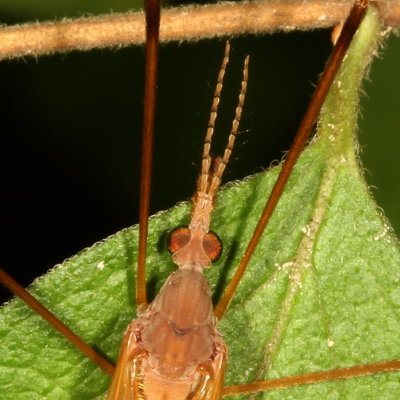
left=168, top=226, right=191, bottom=254
left=202, top=231, right=222, bottom=262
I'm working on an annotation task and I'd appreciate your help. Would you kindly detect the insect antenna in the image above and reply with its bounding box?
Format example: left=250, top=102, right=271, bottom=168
left=195, top=41, right=230, bottom=207
left=169, top=44, right=249, bottom=271
left=190, top=41, right=249, bottom=233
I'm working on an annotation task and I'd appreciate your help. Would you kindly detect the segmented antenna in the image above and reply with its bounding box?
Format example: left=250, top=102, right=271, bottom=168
left=190, top=42, right=249, bottom=233
left=208, top=55, right=249, bottom=197
left=197, top=41, right=230, bottom=199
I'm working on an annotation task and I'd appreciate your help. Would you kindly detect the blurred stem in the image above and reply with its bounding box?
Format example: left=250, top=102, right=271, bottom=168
left=0, top=0, right=398, bottom=61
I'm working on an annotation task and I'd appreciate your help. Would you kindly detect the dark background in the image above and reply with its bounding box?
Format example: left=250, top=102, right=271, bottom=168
left=0, top=0, right=399, bottom=304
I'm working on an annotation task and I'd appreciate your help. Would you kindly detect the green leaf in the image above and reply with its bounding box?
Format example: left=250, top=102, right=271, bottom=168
left=1, top=6, right=399, bottom=400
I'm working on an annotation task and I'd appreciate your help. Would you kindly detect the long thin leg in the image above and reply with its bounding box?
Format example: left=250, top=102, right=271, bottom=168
left=0, top=267, right=114, bottom=376
left=136, top=0, right=161, bottom=307
left=214, top=0, right=370, bottom=319
left=0, top=0, right=162, bottom=374
left=221, top=360, right=400, bottom=397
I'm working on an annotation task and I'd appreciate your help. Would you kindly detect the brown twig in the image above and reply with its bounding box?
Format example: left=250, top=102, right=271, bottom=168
left=0, top=0, right=398, bottom=61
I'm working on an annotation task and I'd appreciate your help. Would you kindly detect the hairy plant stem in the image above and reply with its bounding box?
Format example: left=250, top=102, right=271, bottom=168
left=0, top=0, right=398, bottom=61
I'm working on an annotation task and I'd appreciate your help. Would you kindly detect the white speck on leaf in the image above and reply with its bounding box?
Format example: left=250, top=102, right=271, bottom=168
left=374, top=223, right=389, bottom=241
left=97, top=261, right=105, bottom=270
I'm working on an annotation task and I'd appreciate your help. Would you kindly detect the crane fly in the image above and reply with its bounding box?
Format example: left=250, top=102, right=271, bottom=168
left=1, top=0, right=400, bottom=399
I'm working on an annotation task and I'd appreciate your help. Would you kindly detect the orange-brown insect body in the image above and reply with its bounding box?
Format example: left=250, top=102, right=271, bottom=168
left=122, top=268, right=226, bottom=400
left=107, top=42, right=248, bottom=400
